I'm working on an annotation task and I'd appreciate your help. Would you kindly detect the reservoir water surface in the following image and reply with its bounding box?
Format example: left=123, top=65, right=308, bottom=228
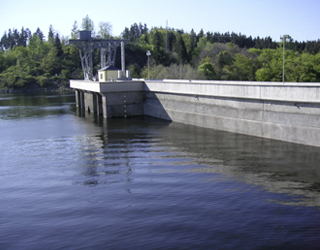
left=0, top=92, right=320, bottom=249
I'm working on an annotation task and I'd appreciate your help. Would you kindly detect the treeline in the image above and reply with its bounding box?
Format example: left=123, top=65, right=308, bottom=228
left=0, top=26, right=82, bottom=91
left=0, top=27, right=32, bottom=50
left=0, top=15, right=114, bottom=91
left=1, top=17, right=320, bottom=91
left=122, top=23, right=320, bottom=82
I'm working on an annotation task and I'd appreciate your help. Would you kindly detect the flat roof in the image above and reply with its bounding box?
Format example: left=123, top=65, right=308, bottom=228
left=98, top=65, right=120, bottom=71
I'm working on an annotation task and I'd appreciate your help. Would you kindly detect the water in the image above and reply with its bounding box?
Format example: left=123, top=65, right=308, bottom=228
left=1, top=92, right=320, bottom=250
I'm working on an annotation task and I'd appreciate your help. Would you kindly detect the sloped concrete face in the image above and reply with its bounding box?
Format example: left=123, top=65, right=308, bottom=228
left=143, top=80, right=320, bottom=147
left=261, top=101, right=320, bottom=146
left=144, top=92, right=264, bottom=137
left=148, top=93, right=320, bottom=147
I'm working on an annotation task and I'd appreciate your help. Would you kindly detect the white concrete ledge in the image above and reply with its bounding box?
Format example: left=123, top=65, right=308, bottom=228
left=71, top=79, right=320, bottom=103
left=144, top=79, right=320, bottom=103
left=70, top=80, right=101, bottom=92
left=70, top=80, right=145, bottom=93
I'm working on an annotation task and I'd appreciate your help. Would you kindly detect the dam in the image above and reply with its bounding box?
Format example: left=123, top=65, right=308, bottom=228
left=70, top=79, right=320, bottom=148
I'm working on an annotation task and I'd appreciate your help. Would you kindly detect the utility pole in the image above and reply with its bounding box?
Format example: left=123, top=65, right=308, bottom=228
left=166, top=20, right=169, bottom=52
left=280, top=34, right=289, bottom=83
left=146, top=50, right=151, bottom=80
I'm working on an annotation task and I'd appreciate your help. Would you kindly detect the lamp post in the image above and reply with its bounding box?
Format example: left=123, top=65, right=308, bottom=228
left=280, top=35, right=289, bottom=83
left=146, top=50, right=151, bottom=80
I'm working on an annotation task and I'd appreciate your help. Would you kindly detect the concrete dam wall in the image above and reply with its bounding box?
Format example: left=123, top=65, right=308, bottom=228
left=70, top=79, right=320, bottom=147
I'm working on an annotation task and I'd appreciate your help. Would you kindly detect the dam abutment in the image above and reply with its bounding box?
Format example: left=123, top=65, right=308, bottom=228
left=70, top=79, right=320, bottom=147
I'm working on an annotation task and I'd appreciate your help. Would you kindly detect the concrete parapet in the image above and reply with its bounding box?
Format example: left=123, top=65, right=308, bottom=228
left=145, top=79, right=320, bottom=103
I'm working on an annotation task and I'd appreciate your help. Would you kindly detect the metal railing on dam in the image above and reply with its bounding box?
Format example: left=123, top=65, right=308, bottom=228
left=70, top=79, right=320, bottom=147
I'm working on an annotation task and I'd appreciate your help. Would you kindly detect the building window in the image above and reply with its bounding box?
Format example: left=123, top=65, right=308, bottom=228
left=100, top=73, right=103, bottom=80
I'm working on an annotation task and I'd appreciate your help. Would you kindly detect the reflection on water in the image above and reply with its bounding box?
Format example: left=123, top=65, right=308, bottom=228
left=76, top=110, right=320, bottom=208
left=1, top=92, right=320, bottom=249
left=157, top=123, right=320, bottom=207
left=0, top=92, right=75, bottom=120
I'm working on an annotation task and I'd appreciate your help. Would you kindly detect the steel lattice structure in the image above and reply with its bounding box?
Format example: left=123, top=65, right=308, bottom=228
left=67, top=38, right=124, bottom=80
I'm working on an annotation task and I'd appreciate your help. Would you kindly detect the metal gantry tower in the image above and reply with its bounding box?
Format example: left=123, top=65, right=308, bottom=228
left=67, top=31, right=125, bottom=80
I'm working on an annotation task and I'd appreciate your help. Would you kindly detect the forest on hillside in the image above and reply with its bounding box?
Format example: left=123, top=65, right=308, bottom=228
left=1, top=15, right=320, bottom=91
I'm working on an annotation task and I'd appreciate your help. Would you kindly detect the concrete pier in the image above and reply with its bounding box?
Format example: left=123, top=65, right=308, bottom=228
left=71, top=80, right=145, bottom=118
left=70, top=79, right=320, bottom=147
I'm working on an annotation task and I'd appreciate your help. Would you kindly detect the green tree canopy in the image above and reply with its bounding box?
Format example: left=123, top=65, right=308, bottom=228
left=198, top=62, right=216, bottom=80
left=81, top=15, right=95, bottom=34
left=98, top=22, right=112, bottom=39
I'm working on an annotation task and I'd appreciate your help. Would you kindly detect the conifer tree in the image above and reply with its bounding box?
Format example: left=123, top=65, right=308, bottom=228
left=48, top=25, right=55, bottom=44
left=81, top=15, right=95, bottom=35
left=71, top=21, right=78, bottom=39
left=54, top=34, right=63, bottom=57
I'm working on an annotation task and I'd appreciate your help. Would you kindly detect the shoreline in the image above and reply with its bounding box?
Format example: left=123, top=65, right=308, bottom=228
left=0, top=86, right=73, bottom=94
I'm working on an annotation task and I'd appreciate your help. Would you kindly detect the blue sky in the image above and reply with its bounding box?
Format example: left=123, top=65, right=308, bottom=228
left=1, top=0, right=320, bottom=42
